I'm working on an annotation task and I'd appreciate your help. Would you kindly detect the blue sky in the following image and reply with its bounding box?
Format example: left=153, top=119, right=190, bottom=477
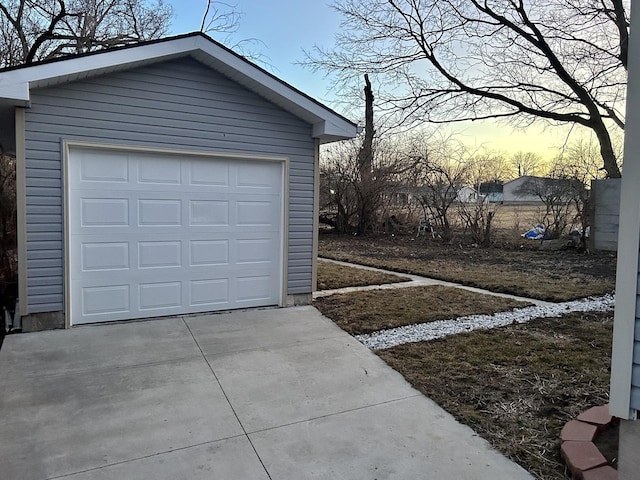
left=166, top=1, right=572, bottom=159
left=167, top=1, right=340, bottom=105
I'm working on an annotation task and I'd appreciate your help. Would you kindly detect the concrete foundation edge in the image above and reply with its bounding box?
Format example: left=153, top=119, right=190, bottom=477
left=21, top=311, right=65, bottom=332
left=19, top=298, right=314, bottom=332
left=286, top=293, right=312, bottom=307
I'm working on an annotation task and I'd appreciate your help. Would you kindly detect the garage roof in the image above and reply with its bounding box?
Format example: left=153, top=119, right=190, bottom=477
left=0, top=32, right=357, bottom=144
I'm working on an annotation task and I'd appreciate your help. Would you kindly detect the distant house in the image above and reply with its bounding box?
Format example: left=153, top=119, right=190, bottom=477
left=503, top=176, right=581, bottom=204
left=479, top=181, right=504, bottom=203
left=503, top=176, right=545, bottom=203
left=455, top=186, right=479, bottom=203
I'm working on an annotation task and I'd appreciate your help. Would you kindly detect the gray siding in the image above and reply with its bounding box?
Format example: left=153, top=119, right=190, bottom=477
left=24, top=56, right=315, bottom=313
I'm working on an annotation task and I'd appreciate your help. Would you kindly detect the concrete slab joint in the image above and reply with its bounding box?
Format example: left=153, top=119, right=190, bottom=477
left=0, top=306, right=535, bottom=480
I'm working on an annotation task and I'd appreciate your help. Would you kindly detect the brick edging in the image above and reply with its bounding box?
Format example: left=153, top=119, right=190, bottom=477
left=559, top=404, right=618, bottom=480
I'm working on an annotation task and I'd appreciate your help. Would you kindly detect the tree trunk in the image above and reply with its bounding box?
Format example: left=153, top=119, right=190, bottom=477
left=591, top=120, right=621, bottom=178
left=356, top=74, right=376, bottom=234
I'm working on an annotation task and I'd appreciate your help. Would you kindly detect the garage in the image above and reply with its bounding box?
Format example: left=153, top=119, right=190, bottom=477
left=0, top=32, right=357, bottom=331
left=68, top=146, right=285, bottom=325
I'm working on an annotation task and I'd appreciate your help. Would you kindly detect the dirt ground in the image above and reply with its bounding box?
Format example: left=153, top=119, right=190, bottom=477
left=318, top=233, right=616, bottom=301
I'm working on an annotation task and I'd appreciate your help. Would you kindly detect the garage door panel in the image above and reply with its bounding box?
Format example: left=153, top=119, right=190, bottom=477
left=237, top=200, right=279, bottom=226
left=189, top=160, right=229, bottom=186
left=81, top=284, right=130, bottom=316
left=81, top=198, right=129, bottom=226
left=236, top=276, right=273, bottom=302
left=82, top=242, right=130, bottom=271
left=189, top=279, right=229, bottom=306
left=236, top=238, right=278, bottom=264
left=139, top=281, right=183, bottom=310
left=190, top=239, right=229, bottom=266
left=236, top=162, right=281, bottom=190
left=69, top=148, right=284, bottom=325
left=72, top=150, right=129, bottom=183
left=138, top=199, right=182, bottom=226
left=137, top=155, right=182, bottom=184
left=138, top=241, right=182, bottom=268
left=189, top=200, right=229, bottom=226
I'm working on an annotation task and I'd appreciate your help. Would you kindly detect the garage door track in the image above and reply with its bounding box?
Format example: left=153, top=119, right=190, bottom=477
left=0, top=306, right=533, bottom=479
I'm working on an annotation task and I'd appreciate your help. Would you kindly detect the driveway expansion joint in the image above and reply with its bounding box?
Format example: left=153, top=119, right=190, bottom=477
left=244, top=393, right=424, bottom=435
left=181, top=318, right=274, bottom=480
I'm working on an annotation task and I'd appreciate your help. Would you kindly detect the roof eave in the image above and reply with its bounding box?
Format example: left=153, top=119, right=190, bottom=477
left=0, top=33, right=357, bottom=143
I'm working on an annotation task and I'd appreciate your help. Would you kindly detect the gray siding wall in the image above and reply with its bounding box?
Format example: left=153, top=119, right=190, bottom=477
left=24, top=56, right=315, bottom=313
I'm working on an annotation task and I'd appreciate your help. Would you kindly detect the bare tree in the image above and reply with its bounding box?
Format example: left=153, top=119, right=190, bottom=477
left=466, top=149, right=512, bottom=184
left=199, top=1, right=267, bottom=63
left=307, top=0, right=628, bottom=178
left=511, top=151, right=544, bottom=178
left=320, top=134, right=418, bottom=234
left=410, top=136, right=470, bottom=240
left=458, top=199, right=497, bottom=246
left=0, top=0, right=173, bottom=68
left=549, top=133, right=614, bottom=247
left=320, top=140, right=361, bottom=233
left=458, top=156, right=502, bottom=246
left=516, top=175, right=584, bottom=238
left=200, top=1, right=240, bottom=34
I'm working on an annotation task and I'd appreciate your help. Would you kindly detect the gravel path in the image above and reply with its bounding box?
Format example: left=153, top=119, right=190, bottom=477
left=355, top=293, right=615, bottom=350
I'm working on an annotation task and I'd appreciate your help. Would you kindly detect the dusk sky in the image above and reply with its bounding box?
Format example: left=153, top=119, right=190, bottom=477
left=167, top=0, right=573, bottom=160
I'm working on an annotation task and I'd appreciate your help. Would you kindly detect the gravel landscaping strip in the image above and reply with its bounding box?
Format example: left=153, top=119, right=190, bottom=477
left=356, top=293, right=615, bottom=350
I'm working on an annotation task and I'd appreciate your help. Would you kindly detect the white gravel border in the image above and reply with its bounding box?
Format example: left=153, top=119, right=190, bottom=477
left=356, top=293, right=615, bottom=350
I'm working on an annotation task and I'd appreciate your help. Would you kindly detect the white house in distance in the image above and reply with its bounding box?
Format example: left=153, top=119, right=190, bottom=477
left=0, top=33, right=357, bottom=331
left=455, top=186, right=480, bottom=203
left=609, top=4, right=640, bottom=478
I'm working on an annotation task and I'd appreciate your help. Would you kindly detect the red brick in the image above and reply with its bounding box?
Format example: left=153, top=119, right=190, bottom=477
left=577, top=405, right=613, bottom=431
left=561, top=420, right=598, bottom=442
left=582, top=465, right=617, bottom=480
left=561, top=441, right=608, bottom=477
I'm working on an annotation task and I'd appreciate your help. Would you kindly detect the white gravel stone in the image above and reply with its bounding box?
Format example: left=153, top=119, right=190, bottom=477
left=356, top=293, right=615, bottom=351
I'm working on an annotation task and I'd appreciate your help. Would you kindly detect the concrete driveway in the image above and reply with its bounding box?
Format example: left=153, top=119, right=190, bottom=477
left=0, top=306, right=533, bottom=479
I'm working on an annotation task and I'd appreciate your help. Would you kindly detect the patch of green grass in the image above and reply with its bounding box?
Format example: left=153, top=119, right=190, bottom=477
left=314, top=285, right=530, bottom=335
left=377, top=312, right=613, bottom=480
left=316, top=261, right=410, bottom=290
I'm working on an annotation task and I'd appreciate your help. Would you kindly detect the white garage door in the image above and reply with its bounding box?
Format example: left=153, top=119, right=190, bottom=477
left=67, top=147, right=285, bottom=325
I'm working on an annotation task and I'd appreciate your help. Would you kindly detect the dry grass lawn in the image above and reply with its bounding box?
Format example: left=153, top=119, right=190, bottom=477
left=313, top=285, right=530, bottom=335
left=319, top=235, right=616, bottom=301
left=316, top=261, right=410, bottom=290
left=378, top=311, right=613, bottom=480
